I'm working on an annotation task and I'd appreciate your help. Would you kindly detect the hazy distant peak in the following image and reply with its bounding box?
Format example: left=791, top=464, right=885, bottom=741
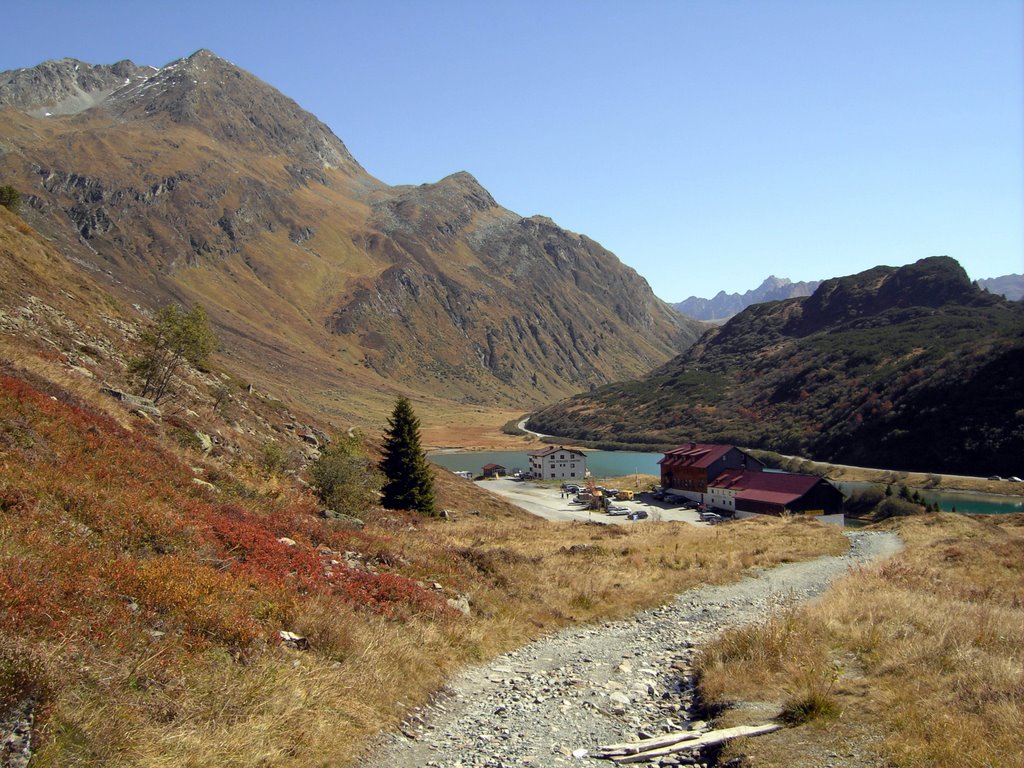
left=976, top=274, right=1024, bottom=301
left=674, top=274, right=820, bottom=321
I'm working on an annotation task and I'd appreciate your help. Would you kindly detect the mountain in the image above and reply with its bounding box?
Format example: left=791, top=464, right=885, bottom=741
left=530, top=257, right=1024, bottom=476
left=672, top=275, right=820, bottom=321
left=977, top=274, right=1024, bottom=302
left=0, top=51, right=701, bottom=421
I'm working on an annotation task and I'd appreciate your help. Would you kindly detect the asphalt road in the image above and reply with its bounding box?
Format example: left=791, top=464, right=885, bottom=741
left=477, top=478, right=707, bottom=526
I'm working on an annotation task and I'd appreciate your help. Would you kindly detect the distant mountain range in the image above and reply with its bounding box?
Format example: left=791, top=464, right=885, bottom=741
left=0, top=51, right=702, bottom=420
left=672, top=276, right=820, bottom=321
left=675, top=272, right=1022, bottom=322
left=977, top=274, right=1024, bottom=302
left=531, top=257, right=1024, bottom=476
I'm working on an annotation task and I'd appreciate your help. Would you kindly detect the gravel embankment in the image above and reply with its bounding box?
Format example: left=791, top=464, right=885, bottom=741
left=363, top=531, right=902, bottom=768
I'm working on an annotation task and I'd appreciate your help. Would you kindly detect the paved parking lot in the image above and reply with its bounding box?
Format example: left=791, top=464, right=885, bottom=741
left=475, top=478, right=708, bottom=526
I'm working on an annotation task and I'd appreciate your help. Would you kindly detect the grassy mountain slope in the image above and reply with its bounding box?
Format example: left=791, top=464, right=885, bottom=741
left=0, top=51, right=701, bottom=424
left=531, top=257, right=1024, bottom=476
left=0, top=351, right=842, bottom=766
left=0, top=191, right=844, bottom=767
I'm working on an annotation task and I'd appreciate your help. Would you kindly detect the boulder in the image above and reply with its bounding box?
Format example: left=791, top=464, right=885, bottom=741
left=100, top=386, right=161, bottom=418
left=194, top=431, right=213, bottom=453
left=278, top=630, right=309, bottom=650
left=447, top=595, right=471, bottom=616
left=320, top=509, right=365, bottom=529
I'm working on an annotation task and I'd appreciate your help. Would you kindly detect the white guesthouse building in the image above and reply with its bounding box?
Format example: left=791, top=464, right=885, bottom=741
left=528, top=446, right=587, bottom=481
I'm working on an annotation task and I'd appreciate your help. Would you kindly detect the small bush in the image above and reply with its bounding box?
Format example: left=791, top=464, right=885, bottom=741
left=876, top=497, right=928, bottom=520
left=780, top=662, right=843, bottom=724
left=780, top=688, right=840, bottom=724
left=0, top=636, right=52, bottom=712
left=0, top=185, right=21, bottom=213
left=310, top=434, right=382, bottom=517
left=259, top=440, right=291, bottom=475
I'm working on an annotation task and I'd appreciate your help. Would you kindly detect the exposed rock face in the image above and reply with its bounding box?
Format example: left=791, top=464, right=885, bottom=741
left=0, top=50, right=702, bottom=410
left=0, top=58, right=151, bottom=116
left=329, top=173, right=697, bottom=396
left=673, top=275, right=820, bottom=321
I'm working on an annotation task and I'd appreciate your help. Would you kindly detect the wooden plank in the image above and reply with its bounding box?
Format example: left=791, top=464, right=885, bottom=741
left=610, top=723, right=782, bottom=763
left=598, top=729, right=703, bottom=756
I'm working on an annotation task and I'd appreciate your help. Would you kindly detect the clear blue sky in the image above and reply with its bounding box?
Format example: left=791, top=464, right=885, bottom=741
left=5, top=1, right=1022, bottom=301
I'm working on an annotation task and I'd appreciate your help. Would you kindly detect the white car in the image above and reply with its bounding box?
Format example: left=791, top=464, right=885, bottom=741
left=607, top=505, right=630, bottom=516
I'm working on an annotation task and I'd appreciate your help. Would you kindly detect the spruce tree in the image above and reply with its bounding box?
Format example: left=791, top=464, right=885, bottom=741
left=379, top=396, right=436, bottom=515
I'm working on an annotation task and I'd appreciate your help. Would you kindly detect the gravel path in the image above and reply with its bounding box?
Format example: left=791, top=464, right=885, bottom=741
left=363, top=531, right=902, bottom=768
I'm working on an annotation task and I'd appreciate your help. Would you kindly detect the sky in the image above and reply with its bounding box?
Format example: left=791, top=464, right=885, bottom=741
left=4, top=1, right=1023, bottom=301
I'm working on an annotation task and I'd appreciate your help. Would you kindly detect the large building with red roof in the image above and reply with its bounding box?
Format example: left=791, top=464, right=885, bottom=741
left=660, top=443, right=845, bottom=524
left=658, top=443, right=764, bottom=494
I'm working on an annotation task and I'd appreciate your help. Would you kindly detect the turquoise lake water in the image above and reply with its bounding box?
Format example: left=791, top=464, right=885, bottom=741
left=428, top=450, right=663, bottom=480
left=428, top=450, right=1024, bottom=516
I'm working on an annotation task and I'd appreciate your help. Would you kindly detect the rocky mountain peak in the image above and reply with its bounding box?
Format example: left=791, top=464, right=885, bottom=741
left=0, top=47, right=700, bottom=409
left=0, top=51, right=364, bottom=176
left=0, top=57, right=153, bottom=116
left=107, top=50, right=364, bottom=175
left=371, top=171, right=503, bottom=242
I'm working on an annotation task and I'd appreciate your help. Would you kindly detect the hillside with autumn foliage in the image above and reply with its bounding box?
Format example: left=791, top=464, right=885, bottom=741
left=0, top=357, right=846, bottom=765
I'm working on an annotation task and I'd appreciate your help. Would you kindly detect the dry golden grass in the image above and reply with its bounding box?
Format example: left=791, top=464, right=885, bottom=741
left=696, top=513, right=1024, bottom=768
left=0, top=271, right=846, bottom=766
left=11, top=447, right=845, bottom=767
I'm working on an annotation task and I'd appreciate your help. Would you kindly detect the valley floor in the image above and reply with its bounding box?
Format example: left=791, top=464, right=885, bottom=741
left=472, top=478, right=707, bottom=525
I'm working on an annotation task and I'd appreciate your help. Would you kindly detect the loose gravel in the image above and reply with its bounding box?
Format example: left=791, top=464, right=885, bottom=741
left=363, top=531, right=902, bottom=768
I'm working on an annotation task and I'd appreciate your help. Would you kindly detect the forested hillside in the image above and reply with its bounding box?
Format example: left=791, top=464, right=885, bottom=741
left=531, top=257, right=1024, bottom=476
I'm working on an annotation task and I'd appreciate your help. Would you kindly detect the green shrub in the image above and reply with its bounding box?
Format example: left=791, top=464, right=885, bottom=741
left=310, top=434, right=382, bottom=517
left=0, top=185, right=21, bottom=213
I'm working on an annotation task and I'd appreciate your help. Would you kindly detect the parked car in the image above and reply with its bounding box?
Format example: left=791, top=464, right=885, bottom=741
left=664, top=494, right=683, bottom=504
left=651, top=491, right=666, bottom=501
left=1009, top=476, right=1023, bottom=483
left=681, top=500, right=699, bottom=509
left=562, top=483, right=580, bottom=493
left=700, top=511, right=724, bottom=523
left=607, top=505, right=630, bottom=516
left=987, top=476, right=1003, bottom=481
left=626, top=509, right=649, bottom=521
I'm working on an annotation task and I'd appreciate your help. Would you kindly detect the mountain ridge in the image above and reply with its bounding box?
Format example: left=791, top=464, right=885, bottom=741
left=0, top=50, right=702, bottom=418
left=530, top=256, right=1024, bottom=476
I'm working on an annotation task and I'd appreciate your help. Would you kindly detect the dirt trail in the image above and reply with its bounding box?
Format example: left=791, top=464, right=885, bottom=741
left=363, top=531, right=902, bottom=768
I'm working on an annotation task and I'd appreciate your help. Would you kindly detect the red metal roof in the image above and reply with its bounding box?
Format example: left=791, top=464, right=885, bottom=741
left=481, top=463, right=505, bottom=471
left=658, top=443, right=733, bottom=468
left=711, top=469, right=822, bottom=505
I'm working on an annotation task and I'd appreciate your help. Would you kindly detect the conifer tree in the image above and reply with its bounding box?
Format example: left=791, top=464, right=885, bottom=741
left=379, top=396, right=436, bottom=515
